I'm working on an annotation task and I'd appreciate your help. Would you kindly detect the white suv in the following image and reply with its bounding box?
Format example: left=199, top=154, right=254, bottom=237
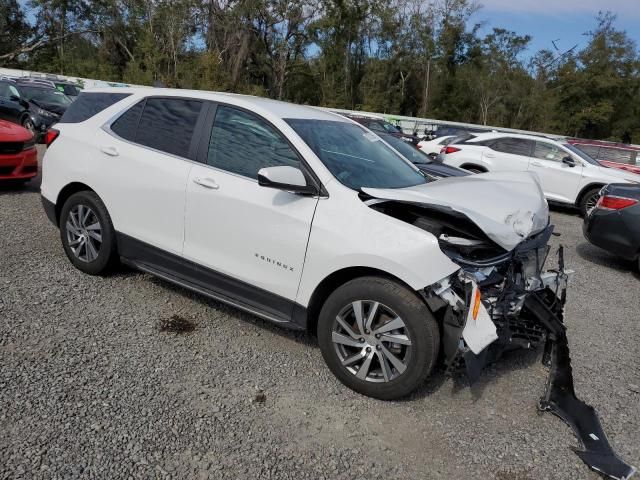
left=41, top=88, right=569, bottom=400
left=440, top=132, right=640, bottom=215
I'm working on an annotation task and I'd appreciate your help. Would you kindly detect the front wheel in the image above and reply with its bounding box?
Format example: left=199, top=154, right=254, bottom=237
left=59, top=191, right=118, bottom=275
left=579, top=187, right=601, bottom=217
left=317, top=277, right=440, bottom=400
left=21, top=117, right=36, bottom=135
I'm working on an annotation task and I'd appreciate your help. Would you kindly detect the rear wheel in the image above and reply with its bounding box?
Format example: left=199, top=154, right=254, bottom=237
left=59, top=191, right=118, bottom=275
left=579, top=187, right=601, bottom=217
left=317, top=276, right=440, bottom=400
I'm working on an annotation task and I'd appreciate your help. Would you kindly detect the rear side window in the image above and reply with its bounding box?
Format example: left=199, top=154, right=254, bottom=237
left=491, top=137, right=533, bottom=156
left=135, top=98, right=203, bottom=158
left=207, top=105, right=300, bottom=179
left=111, top=101, right=144, bottom=141
left=60, top=92, right=130, bottom=123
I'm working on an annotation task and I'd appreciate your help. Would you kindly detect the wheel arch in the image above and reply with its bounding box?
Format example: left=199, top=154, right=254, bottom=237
left=575, top=183, right=605, bottom=207
left=54, top=182, right=96, bottom=225
left=304, top=266, right=420, bottom=336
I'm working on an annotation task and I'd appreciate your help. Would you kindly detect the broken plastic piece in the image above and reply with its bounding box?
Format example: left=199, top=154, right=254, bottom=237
left=524, top=292, right=636, bottom=480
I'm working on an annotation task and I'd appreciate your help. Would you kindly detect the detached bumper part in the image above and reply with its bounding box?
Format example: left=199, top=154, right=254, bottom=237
left=524, top=293, right=636, bottom=480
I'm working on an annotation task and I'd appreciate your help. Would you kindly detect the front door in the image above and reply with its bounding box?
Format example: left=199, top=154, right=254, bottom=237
left=528, top=141, right=583, bottom=203
left=183, top=104, right=318, bottom=317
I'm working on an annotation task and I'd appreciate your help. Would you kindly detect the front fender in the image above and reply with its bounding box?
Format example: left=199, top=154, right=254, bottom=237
left=296, top=193, right=460, bottom=306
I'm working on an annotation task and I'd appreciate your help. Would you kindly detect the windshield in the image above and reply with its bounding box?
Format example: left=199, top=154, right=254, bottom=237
left=286, top=119, right=427, bottom=190
left=18, top=86, right=72, bottom=107
left=380, top=134, right=432, bottom=164
left=563, top=143, right=600, bottom=166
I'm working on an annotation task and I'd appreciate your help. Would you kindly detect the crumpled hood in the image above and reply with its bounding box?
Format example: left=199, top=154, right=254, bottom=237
left=362, top=171, right=549, bottom=251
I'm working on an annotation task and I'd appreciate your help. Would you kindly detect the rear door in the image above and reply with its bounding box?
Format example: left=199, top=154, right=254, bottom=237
left=482, top=137, right=534, bottom=172
left=528, top=140, right=583, bottom=203
left=95, top=96, right=207, bottom=255
left=183, top=104, right=319, bottom=316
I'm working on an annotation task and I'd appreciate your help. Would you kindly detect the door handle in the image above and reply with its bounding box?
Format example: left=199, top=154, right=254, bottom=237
left=193, top=177, right=219, bottom=190
left=531, top=161, right=543, bottom=167
left=100, top=146, right=119, bottom=157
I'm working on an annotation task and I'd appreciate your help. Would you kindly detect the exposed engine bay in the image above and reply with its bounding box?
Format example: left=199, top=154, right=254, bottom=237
left=368, top=198, right=636, bottom=480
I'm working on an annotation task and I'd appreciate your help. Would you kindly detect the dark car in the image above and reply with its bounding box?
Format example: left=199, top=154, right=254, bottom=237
left=583, top=183, right=640, bottom=271
left=378, top=133, right=469, bottom=179
left=12, top=81, right=72, bottom=137
left=346, top=114, right=419, bottom=145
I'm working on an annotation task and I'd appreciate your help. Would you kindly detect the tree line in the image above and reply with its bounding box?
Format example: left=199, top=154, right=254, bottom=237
left=1, top=0, right=639, bottom=142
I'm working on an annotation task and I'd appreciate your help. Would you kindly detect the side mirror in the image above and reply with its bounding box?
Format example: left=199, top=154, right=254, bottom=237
left=9, top=94, right=21, bottom=102
left=562, top=156, right=576, bottom=167
left=257, top=166, right=318, bottom=195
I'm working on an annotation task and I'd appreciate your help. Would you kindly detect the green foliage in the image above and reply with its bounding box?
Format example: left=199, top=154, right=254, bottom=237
left=2, top=2, right=639, bottom=142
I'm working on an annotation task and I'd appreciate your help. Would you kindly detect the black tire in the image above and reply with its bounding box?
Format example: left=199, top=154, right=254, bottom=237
left=59, top=191, right=118, bottom=275
left=579, top=187, right=601, bottom=217
left=317, top=276, right=440, bottom=400
left=21, top=117, right=36, bottom=135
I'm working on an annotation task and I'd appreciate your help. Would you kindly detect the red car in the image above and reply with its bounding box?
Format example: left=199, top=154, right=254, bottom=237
left=568, top=138, right=640, bottom=175
left=0, top=119, right=38, bottom=183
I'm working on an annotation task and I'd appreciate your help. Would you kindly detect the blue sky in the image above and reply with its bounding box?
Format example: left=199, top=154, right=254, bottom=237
left=474, top=0, right=640, bottom=59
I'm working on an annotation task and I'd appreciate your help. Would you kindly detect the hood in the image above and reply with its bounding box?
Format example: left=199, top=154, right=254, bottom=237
left=0, top=119, right=33, bottom=142
left=362, top=171, right=549, bottom=251
left=29, top=100, right=65, bottom=116
left=595, top=164, right=640, bottom=183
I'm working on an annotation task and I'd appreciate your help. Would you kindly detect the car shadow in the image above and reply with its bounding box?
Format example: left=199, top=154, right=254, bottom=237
left=0, top=177, right=40, bottom=196
left=576, top=241, right=639, bottom=278
left=548, top=202, right=580, bottom=217
left=145, top=273, right=547, bottom=401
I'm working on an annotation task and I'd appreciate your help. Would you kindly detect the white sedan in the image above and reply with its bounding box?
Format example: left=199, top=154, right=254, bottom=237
left=417, top=135, right=458, bottom=157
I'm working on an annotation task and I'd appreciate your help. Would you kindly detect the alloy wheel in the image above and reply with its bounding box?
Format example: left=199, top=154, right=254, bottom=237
left=331, top=300, right=412, bottom=383
left=585, top=193, right=600, bottom=214
left=23, top=119, right=35, bottom=135
left=65, top=204, right=103, bottom=263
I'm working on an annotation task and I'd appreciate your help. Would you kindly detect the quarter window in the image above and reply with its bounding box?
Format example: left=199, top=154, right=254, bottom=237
left=135, top=98, right=203, bottom=158
left=110, top=101, right=144, bottom=142
left=491, top=138, right=533, bottom=156
left=206, top=106, right=300, bottom=179
left=533, top=142, right=567, bottom=162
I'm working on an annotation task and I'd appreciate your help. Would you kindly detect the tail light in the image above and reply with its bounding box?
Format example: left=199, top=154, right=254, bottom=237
left=44, top=129, right=60, bottom=147
left=596, top=195, right=638, bottom=210
left=441, top=146, right=460, bottom=155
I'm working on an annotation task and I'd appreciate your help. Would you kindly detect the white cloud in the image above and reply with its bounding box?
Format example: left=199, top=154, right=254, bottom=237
left=478, top=0, right=640, bottom=17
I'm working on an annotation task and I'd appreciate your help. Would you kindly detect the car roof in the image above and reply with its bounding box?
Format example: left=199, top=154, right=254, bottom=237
left=86, top=87, right=349, bottom=122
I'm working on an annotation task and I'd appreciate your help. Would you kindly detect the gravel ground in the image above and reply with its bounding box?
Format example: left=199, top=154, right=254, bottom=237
left=1, top=149, right=638, bottom=479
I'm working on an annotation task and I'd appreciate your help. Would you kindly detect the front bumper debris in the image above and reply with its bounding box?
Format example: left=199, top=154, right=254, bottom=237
left=426, top=236, right=636, bottom=479
left=524, top=292, right=636, bottom=480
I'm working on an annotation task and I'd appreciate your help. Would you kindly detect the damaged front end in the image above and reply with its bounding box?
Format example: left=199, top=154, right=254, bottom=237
left=364, top=185, right=635, bottom=479
left=423, top=226, right=635, bottom=480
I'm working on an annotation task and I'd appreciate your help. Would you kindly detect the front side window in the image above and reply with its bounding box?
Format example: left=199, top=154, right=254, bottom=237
left=533, top=142, right=567, bottom=162
left=0, top=82, right=10, bottom=99
left=491, top=137, right=533, bottom=157
left=286, top=119, right=427, bottom=190
left=135, top=98, right=203, bottom=158
left=206, top=106, right=300, bottom=179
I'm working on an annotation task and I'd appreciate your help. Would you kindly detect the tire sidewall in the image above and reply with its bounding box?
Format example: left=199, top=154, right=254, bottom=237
left=580, top=188, right=601, bottom=217
left=317, top=277, right=439, bottom=400
left=59, top=191, right=117, bottom=275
